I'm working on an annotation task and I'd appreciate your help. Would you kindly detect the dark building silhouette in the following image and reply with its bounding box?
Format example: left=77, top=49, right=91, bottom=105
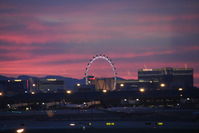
left=38, top=79, right=65, bottom=93
left=6, top=79, right=28, bottom=95
left=138, top=67, right=193, bottom=89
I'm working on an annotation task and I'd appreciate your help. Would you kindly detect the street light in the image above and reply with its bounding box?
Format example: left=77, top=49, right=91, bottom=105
left=120, top=83, right=124, bottom=87
left=66, top=90, right=72, bottom=94
left=102, top=89, right=107, bottom=93
left=77, top=83, right=81, bottom=87
left=16, top=128, right=25, bottom=133
left=178, top=88, right=183, bottom=91
left=139, top=88, right=145, bottom=93
left=160, top=83, right=166, bottom=87
left=0, top=92, right=3, bottom=96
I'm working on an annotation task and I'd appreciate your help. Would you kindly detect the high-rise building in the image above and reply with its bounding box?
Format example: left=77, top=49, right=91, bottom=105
left=138, top=67, right=193, bottom=89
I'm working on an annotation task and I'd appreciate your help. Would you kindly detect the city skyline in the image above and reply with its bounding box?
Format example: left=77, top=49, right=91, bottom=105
left=0, top=0, right=199, bottom=87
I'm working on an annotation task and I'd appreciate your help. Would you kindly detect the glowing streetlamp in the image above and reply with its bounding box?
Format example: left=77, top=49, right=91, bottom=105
left=77, top=83, right=81, bottom=87
left=16, top=128, right=25, bottom=133
left=102, top=89, right=107, bottom=93
left=66, top=90, right=72, bottom=94
left=0, top=92, right=3, bottom=96
left=120, top=83, right=124, bottom=87
left=178, top=88, right=183, bottom=91
left=160, top=83, right=166, bottom=87
left=139, top=88, right=145, bottom=93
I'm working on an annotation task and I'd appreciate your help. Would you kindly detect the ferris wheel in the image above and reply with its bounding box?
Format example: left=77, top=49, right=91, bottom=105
left=85, top=54, right=117, bottom=90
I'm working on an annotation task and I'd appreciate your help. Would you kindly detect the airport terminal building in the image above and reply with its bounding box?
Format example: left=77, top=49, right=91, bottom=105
left=117, top=67, right=193, bottom=91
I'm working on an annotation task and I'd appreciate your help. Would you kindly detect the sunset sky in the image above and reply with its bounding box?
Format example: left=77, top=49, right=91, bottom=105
left=0, top=0, right=199, bottom=86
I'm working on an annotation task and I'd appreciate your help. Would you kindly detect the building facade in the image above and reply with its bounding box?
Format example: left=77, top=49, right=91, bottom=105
left=138, top=67, right=193, bottom=90
left=38, top=79, right=65, bottom=93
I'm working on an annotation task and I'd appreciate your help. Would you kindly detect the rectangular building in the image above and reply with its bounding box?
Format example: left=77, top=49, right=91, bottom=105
left=38, top=79, right=65, bottom=93
left=6, top=79, right=29, bottom=95
left=138, top=67, right=193, bottom=89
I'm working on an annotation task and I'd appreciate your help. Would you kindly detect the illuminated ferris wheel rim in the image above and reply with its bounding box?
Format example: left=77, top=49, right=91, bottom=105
left=85, top=54, right=117, bottom=90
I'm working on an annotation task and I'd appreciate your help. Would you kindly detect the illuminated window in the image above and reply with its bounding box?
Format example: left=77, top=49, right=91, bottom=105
left=106, top=122, right=115, bottom=126
left=47, top=79, right=56, bottom=81
left=14, top=79, right=22, bottom=82
left=156, top=122, right=164, bottom=126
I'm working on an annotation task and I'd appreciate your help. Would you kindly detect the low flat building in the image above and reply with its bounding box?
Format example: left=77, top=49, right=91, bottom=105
left=138, top=67, right=193, bottom=90
left=38, top=79, right=65, bottom=93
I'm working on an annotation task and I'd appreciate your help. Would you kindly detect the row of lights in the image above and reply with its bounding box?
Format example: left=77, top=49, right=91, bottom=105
left=120, top=83, right=184, bottom=91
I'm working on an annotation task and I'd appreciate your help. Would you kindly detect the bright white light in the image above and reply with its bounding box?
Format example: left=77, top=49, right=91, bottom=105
left=0, top=92, right=3, bottom=96
left=139, top=88, right=145, bottom=93
left=32, top=84, right=36, bottom=87
left=160, top=83, right=166, bottom=87
left=69, top=123, right=76, bottom=126
left=136, top=98, right=139, bottom=101
left=124, top=99, right=127, bottom=101
left=102, top=89, right=107, bottom=93
left=66, top=90, right=72, bottom=94
left=77, top=83, right=81, bottom=87
left=31, top=92, right=35, bottom=95
left=186, top=98, right=190, bottom=101
left=178, top=88, right=183, bottom=91
left=16, top=128, right=24, bottom=133
left=120, top=84, right=124, bottom=87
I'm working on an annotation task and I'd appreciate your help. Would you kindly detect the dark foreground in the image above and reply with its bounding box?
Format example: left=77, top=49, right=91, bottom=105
left=1, top=108, right=199, bottom=133
left=1, top=128, right=199, bottom=133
